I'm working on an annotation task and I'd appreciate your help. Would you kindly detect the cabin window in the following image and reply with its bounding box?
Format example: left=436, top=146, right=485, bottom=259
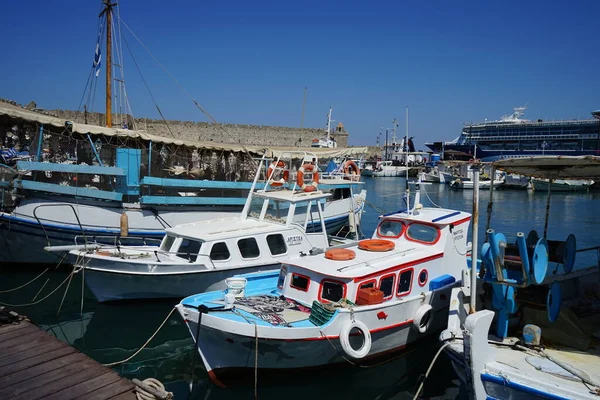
left=320, top=280, right=346, bottom=302
left=290, top=273, right=310, bottom=292
left=267, top=234, right=287, bottom=255
left=397, top=269, right=413, bottom=296
left=277, top=266, right=288, bottom=290
left=377, top=220, right=404, bottom=238
left=210, top=242, right=230, bottom=261
left=359, top=280, right=375, bottom=290
left=177, top=239, right=202, bottom=262
left=238, top=238, right=260, bottom=259
left=406, top=223, right=439, bottom=244
left=160, top=235, right=176, bottom=252
left=379, top=274, right=395, bottom=299
left=331, top=188, right=351, bottom=200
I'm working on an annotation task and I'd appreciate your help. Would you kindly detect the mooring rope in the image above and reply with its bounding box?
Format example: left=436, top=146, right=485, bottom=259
left=0, top=268, right=76, bottom=308
left=103, top=307, right=176, bottom=367
left=0, top=268, right=49, bottom=293
left=412, top=341, right=452, bottom=400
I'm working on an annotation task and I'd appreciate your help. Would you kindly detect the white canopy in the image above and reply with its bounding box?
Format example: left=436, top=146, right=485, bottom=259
left=492, top=156, right=600, bottom=180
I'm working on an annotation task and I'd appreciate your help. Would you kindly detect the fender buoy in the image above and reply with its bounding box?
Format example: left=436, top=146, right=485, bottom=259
left=325, top=248, right=356, bottom=261
left=339, top=320, right=371, bottom=359
left=267, top=161, right=289, bottom=186
left=297, top=163, right=319, bottom=192
left=343, top=160, right=360, bottom=180
left=412, top=304, right=433, bottom=334
left=120, top=212, right=129, bottom=237
left=358, top=239, right=395, bottom=252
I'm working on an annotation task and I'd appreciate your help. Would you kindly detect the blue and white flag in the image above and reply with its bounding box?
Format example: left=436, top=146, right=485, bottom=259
left=93, top=42, right=102, bottom=77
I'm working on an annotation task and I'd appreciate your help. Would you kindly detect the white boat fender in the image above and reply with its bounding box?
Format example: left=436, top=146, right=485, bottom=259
left=413, top=304, right=433, bottom=334
left=339, top=320, right=372, bottom=359
left=120, top=211, right=129, bottom=237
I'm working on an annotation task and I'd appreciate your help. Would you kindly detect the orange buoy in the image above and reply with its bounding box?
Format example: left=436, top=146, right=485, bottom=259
left=325, top=248, right=356, bottom=261
left=343, top=160, right=360, bottom=179
left=267, top=161, right=289, bottom=186
left=358, top=239, right=395, bottom=252
left=297, top=163, right=319, bottom=192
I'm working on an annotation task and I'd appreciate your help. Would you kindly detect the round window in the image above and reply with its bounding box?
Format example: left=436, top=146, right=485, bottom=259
left=418, top=269, right=428, bottom=286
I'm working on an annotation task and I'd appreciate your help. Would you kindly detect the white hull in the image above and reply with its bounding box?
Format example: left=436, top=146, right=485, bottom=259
left=0, top=194, right=364, bottom=264
left=180, top=287, right=454, bottom=386
left=450, top=179, right=504, bottom=190
left=372, top=166, right=410, bottom=177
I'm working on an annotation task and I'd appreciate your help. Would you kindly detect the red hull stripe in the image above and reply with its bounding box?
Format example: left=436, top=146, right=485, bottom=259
left=354, top=253, right=444, bottom=281
left=278, top=318, right=414, bottom=341
left=453, top=216, right=471, bottom=226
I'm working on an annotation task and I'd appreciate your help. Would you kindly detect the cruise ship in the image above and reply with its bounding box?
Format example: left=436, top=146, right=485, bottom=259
left=426, top=107, right=600, bottom=162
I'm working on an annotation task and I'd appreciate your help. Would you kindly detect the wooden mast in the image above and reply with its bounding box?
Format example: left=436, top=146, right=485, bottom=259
left=101, top=0, right=115, bottom=128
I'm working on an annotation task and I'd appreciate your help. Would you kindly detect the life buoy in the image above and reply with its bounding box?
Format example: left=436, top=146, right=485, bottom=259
left=267, top=161, right=289, bottom=186
left=358, top=239, right=395, bottom=252
left=343, top=160, right=360, bottom=180
left=297, top=163, right=319, bottom=192
left=339, top=320, right=371, bottom=359
left=412, top=304, right=433, bottom=334
left=325, top=248, right=356, bottom=261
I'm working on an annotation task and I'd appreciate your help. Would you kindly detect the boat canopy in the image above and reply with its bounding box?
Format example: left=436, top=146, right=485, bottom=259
left=492, top=156, right=600, bottom=180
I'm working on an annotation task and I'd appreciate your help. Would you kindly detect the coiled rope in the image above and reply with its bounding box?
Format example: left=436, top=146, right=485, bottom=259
left=134, top=378, right=173, bottom=400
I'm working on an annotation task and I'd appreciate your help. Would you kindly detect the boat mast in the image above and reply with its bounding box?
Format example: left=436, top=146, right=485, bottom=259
left=326, top=106, right=332, bottom=143
left=101, top=0, right=116, bottom=128
left=405, top=106, right=409, bottom=189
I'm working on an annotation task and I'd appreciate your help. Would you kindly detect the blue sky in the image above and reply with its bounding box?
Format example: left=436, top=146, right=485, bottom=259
left=1, top=0, right=599, bottom=149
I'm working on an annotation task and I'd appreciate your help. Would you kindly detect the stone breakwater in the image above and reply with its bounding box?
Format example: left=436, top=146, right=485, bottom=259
left=47, top=109, right=350, bottom=148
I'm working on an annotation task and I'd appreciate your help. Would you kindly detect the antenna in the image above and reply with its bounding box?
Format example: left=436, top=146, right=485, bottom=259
left=405, top=106, right=409, bottom=191
left=326, top=107, right=332, bottom=142
left=300, top=87, right=307, bottom=128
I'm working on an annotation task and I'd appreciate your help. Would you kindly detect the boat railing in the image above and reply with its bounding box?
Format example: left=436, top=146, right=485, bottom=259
left=73, top=235, right=162, bottom=248
left=33, top=203, right=88, bottom=247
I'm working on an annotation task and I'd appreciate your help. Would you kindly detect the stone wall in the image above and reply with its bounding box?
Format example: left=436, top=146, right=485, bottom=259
left=47, top=109, right=349, bottom=148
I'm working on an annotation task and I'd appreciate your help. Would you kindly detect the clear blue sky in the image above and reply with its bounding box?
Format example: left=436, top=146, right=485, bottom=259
left=1, top=0, right=599, bottom=149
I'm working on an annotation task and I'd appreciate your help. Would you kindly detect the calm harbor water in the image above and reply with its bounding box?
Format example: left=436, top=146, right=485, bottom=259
left=1, top=178, right=599, bottom=399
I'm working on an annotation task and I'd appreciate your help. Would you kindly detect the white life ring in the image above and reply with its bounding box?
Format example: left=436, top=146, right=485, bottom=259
left=412, top=304, right=433, bottom=334
left=339, top=320, right=372, bottom=359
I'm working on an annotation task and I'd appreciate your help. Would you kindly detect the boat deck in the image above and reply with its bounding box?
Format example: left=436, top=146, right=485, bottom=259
left=0, top=318, right=136, bottom=399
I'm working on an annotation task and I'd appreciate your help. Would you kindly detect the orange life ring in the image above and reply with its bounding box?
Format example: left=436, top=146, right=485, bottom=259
left=358, top=239, right=395, bottom=252
left=297, top=163, right=319, bottom=192
left=267, top=161, right=289, bottom=186
left=343, top=160, right=360, bottom=179
left=325, top=248, right=356, bottom=261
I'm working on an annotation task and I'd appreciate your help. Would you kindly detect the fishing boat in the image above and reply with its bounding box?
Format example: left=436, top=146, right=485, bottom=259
left=449, top=163, right=505, bottom=190
left=531, top=178, right=594, bottom=192
left=175, top=182, right=471, bottom=386
left=0, top=0, right=367, bottom=264
left=47, top=152, right=364, bottom=302
left=439, top=155, right=600, bottom=399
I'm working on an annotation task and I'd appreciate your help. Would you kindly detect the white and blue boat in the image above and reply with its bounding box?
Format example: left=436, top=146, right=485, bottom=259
left=176, top=183, right=471, bottom=387
left=440, top=156, right=600, bottom=399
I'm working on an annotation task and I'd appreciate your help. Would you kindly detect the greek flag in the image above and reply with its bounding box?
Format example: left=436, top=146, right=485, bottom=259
left=93, top=42, right=102, bottom=77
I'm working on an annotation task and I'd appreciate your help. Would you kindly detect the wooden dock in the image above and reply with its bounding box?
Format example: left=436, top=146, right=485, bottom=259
left=0, top=318, right=137, bottom=400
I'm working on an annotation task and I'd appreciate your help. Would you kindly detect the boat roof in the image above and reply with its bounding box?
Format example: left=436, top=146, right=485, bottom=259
left=165, top=217, right=279, bottom=241
left=492, top=156, right=600, bottom=180
left=382, top=207, right=470, bottom=225
left=253, top=189, right=332, bottom=203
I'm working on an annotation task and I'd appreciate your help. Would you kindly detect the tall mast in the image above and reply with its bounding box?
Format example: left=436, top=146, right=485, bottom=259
left=101, top=0, right=116, bottom=128
left=405, top=106, right=409, bottom=190
left=392, top=118, right=397, bottom=144
left=326, top=106, right=332, bottom=141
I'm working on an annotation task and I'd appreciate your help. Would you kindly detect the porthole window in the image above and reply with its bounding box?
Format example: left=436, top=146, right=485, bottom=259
left=377, top=220, right=404, bottom=238
left=238, top=238, right=260, bottom=259
left=397, top=269, right=413, bottom=296
left=406, top=223, right=439, bottom=244
left=267, top=234, right=287, bottom=255
left=418, top=269, right=428, bottom=287
left=290, top=273, right=310, bottom=292
left=210, top=242, right=230, bottom=261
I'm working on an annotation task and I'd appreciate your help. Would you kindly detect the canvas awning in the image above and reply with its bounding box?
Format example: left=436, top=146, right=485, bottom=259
left=492, top=156, right=600, bottom=180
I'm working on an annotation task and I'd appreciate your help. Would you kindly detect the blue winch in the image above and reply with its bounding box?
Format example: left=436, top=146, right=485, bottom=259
left=481, top=229, right=575, bottom=338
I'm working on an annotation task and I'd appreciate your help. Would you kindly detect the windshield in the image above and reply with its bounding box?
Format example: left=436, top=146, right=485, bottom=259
left=248, top=197, right=288, bottom=224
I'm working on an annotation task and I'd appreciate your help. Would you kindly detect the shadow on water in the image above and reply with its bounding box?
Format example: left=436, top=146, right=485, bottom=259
left=4, top=178, right=597, bottom=399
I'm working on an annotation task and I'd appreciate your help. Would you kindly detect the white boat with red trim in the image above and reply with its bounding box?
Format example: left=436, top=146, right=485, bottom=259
left=176, top=185, right=471, bottom=386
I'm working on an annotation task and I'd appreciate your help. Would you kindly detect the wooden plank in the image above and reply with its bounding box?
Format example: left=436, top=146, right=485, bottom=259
left=17, top=161, right=125, bottom=176
left=0, top=356, right=97, bottom=397
left=0, top=329, right=47, bottom=351
left=0, top=343, right=75, bottom=376
left=0, top=331, right=58, bottom=360
left=109, top=390, right=140, bottom=400
left=0, top=322, right=34, bottom=337
left=14, top=367, right=113, bottom=400
left=0, top=352, right=88, bottom=390
left=0, top=323, right=38, bottom=340
left=75, top=379, right=135, bottom=400
left=140, top=195, right=246, bottom=205
left=15, top=181, right=123, bottom=202
left=141, top=176, right=254, bottom=189
left=45, top=370, right=124, bottom=400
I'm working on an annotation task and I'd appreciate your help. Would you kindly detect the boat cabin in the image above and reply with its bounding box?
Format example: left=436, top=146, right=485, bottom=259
left=275, top=207, right=471, bottom=307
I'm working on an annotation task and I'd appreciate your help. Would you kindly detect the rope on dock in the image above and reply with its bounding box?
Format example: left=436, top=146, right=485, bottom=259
left=132, top=378, right=173, bottom=400
left=103, top=307, right=176, bottom=367
left=412, top=341, right=451, bottom=400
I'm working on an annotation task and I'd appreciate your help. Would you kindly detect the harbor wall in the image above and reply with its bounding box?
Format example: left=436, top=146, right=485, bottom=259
left=46, top=109, right=350, bottom=148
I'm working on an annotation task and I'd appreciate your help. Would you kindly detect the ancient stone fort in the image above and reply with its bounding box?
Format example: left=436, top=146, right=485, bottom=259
left=46, top=108, right=350, bottom=148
